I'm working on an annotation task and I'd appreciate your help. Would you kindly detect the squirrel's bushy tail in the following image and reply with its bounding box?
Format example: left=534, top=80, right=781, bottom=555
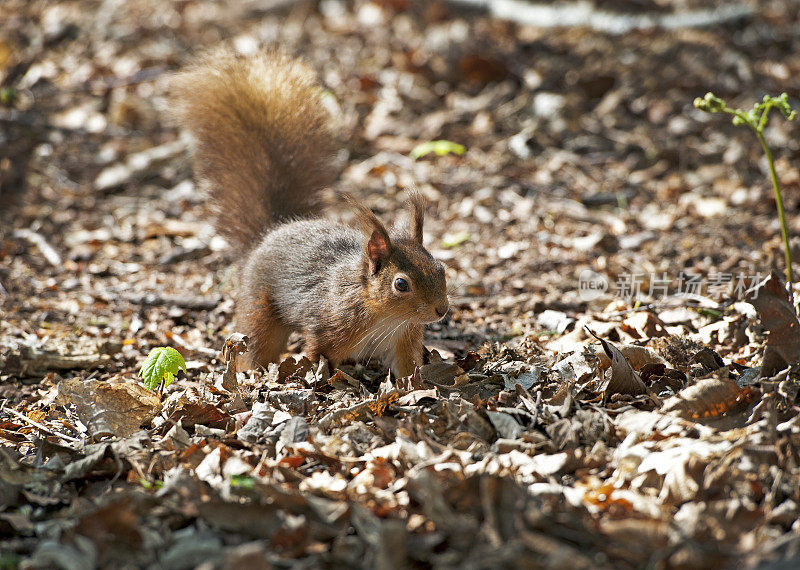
left=172, top=50, right=337, bottom=252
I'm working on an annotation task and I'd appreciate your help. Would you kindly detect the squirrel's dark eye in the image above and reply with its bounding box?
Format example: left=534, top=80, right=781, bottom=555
left=394, top=277, right=409, bottom=292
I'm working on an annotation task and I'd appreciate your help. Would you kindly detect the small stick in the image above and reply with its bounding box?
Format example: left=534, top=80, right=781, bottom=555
left=531, top=390, right=542, bottom=426
left=13, top=229, right=63, bottom=268
left=2, top=406, right=81, bottom=444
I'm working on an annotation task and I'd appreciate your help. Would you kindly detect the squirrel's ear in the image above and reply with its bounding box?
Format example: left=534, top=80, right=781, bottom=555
left=408, top=191, right=425, bottom=244
left=366, top=229, right=390, bottom=266
left=343, top=193, right=393, bottom=269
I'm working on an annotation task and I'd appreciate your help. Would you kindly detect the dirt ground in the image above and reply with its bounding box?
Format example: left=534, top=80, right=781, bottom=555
left=2, top=1, right=800, bottom=568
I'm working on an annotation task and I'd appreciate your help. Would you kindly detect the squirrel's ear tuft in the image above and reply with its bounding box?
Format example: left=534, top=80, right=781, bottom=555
left=343, top=193, right=393, bottom=269
left=408, top=191, right=425, bottom=244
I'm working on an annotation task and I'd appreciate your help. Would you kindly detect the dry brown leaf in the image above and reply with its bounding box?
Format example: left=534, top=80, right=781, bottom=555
left=317, top=390, right=401, bottom=430
left=418, top=362, right=467, bottom=386
left=396, top=389, right=438, bottom=406
left=621, top=311, right=668, bottom=338
left=661, top=378, right=756, bottom=420
left=746, top=271, right=800, bottom=369
left=162, top=386, right=232, bottom=430
left=220, top=333, right=248, bottom=391
left=277, top=356, right=314, bottom=383
left=328, top=369, right=361, bottom=390
left=57, top=379, right=160, bottom=438
left=584, top=483, right=634, bottom=513
left=586, top=328, right=646, bottom=396
left=168, top=402, right=232, bottom=430
left=596, top=343, right=668, bottom=371
left=75, top=496, right=143, bottom=552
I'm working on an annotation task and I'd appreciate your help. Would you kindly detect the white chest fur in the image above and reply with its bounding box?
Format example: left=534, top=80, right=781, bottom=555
left=351, top=316, right=409, bottom=365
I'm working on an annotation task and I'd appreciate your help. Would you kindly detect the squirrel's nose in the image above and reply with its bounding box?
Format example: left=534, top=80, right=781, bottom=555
left=435, top=304, right=449, bottom=318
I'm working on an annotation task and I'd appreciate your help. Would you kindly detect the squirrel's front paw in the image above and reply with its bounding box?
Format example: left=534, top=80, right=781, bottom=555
left=389, top=350, right=423, bottom=379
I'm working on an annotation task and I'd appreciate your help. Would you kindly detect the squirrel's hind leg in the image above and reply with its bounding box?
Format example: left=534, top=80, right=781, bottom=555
left=236, top=295, right=292, bottom=371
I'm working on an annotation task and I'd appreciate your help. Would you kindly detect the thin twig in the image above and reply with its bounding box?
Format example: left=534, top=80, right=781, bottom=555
left=1, top=405, right=82, bottom=444
left=531, top=390, right=542, bottom=426
left=13, top=228, right=63, bottom=268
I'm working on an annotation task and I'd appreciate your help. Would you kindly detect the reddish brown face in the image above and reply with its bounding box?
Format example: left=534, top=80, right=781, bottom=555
left=348, top=192, right=448, bottom=324
left=389, top=257, right=448, bottom=323
left=367, top=239, right=448, bottom=324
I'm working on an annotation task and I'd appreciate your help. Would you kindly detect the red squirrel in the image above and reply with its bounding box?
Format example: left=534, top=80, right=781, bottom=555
left=172, top=50, right=449, bottom=376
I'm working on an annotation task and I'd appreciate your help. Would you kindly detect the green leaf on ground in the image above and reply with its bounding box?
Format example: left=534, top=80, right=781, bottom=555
left=442, top=231, right=471, bottom=248
left=139, top=347, right=186, bottom=391
left=231, top=475, right=255, bottom=490
left=410, top=140, right=466, bottom=159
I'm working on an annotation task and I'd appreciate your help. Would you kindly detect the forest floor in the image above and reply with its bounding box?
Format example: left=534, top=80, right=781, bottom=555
left=2, top=0, right=800, bottom=568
